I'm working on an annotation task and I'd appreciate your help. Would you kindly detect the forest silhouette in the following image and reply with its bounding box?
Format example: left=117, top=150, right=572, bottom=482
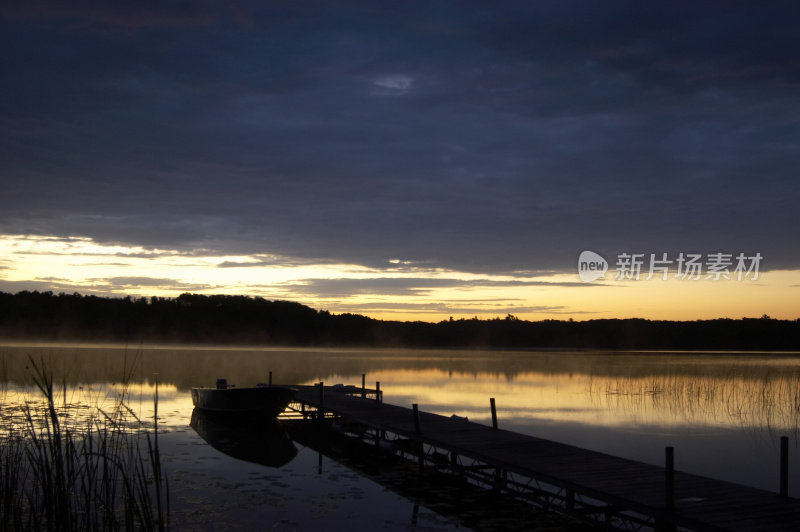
left=0, top=291, right=798, bottom=350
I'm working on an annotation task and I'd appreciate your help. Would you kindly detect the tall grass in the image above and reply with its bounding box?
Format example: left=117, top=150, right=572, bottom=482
left=587, top=366, right=800, bottom=438
left=0, top=356, right=169, bottom=531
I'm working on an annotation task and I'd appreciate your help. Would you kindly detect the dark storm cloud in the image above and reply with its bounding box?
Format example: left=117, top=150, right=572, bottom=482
left=0, top=1, right=211, bottom=27
left=2, top=1, right=798, bottom=273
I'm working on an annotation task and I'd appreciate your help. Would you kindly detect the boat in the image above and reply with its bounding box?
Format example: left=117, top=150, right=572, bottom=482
left=190, top=378, right=297, bottom=417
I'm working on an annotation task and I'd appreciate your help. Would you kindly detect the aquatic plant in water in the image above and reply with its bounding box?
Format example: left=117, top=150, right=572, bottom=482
left=0, top=356, right=169, bottom=531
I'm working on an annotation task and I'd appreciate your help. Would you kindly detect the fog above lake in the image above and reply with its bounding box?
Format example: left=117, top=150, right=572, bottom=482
left=3, top=343, right=800, bottom=497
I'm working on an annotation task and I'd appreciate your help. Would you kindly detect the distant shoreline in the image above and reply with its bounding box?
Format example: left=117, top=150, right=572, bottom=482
left=1, top=291, right=798, bottom=350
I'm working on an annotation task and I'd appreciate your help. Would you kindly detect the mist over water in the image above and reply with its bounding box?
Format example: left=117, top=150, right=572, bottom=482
left=3, top=343, right=800, bottom=527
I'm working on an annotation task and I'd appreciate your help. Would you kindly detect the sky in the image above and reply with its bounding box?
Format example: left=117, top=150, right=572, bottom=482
left=1, top=1, right=799, bottom=322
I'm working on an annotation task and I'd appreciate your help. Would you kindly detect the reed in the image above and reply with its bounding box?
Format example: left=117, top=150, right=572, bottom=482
left=0, top=355, right=169, bottom=531
left=587, top=365, right=800, bottom=436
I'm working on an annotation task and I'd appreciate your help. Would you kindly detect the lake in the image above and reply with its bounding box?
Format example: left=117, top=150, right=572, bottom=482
left=2, top=343, right=799, bottom=530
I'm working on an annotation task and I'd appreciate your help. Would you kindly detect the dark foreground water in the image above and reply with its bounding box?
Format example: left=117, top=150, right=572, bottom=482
left=2, top=343, right=799, bottom=529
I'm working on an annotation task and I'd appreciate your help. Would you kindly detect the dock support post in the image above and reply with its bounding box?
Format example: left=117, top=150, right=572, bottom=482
left=493, top=468, right=507, bottom=490
left=665, top=446, right=674, bottom=511
left=412, top=403, right=424, bottom=472
left=268, top=371, right=272, bottom=385
left=490, top=398, right=498, bottom=430
left=780, top=435, right=789, bottom=497
left=362, top=373, right=366, bottom=398
left=376, top=381, right=381, bottom=403
left=318, top=381, right=324, bottom=420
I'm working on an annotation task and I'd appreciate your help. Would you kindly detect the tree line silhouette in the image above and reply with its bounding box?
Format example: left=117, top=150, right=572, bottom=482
left=1, top=291, right=798, bottom=350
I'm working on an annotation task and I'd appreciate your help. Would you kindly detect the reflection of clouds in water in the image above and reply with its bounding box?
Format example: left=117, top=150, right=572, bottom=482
left=4, top=345, right=800, bottom=500
left=9, top=365, right=798, bottom=435
left=0, top=381, right=193, bottom=434
left=162, top=429, right=458, bottom=531
left=332, top=365, right=800, bottom=432
left=3, top=346, right=800, bottom=433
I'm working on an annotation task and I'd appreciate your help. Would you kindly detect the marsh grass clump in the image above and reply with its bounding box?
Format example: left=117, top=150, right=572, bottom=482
left=0, top=356, right=169, bottom=531
left=588, top=365, right=800, bottom=436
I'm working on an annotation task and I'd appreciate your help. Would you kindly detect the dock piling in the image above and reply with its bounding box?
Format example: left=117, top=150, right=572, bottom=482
left=412, top=403, right=424, bottom=472
left=318, top=381, right=324, bottom=420
left=376, top=381, right=381, bottom=403
left=490, top=397, right=498, bottom=430
left=665, top=446, right=674, bottom=511
left=566, top=488, right=575, bottom=511
left=780, top=435, right=789, bottom=497
left=361, top=373, right=366, bottom=398
left=268, top=371, right=272, bottom=385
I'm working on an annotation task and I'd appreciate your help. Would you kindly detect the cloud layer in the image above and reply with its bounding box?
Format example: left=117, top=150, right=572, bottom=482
left=2, top=1, right=799, bottom=276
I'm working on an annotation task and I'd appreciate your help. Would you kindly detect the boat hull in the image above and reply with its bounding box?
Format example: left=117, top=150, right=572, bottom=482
left=190, top=385, right=297, bottom=417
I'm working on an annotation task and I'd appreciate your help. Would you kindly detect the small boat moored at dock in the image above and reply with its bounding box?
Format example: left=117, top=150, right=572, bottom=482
left=191, top=378, right=297, bottom=417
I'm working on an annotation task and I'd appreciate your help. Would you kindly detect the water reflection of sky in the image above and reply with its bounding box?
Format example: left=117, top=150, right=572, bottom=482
left=3, top=344, right=800, bottom=505
left=161, top=429, right=459, bottom=531
left=320, top=366, right=800, bottom=432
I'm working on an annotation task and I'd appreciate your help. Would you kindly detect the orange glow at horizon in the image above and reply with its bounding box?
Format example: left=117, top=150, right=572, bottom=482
left=0, top=233, right=798, bottom=323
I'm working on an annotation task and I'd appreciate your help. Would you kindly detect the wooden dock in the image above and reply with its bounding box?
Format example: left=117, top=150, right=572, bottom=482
left=281, top=382, right=800, bottom=532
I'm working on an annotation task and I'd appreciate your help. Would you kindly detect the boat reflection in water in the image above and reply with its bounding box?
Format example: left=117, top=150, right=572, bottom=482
left=190, top=409, right=298, bottom=467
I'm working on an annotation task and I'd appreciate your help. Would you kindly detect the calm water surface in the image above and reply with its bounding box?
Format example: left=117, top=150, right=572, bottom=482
left=2, top=343, right=799, bottom=529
